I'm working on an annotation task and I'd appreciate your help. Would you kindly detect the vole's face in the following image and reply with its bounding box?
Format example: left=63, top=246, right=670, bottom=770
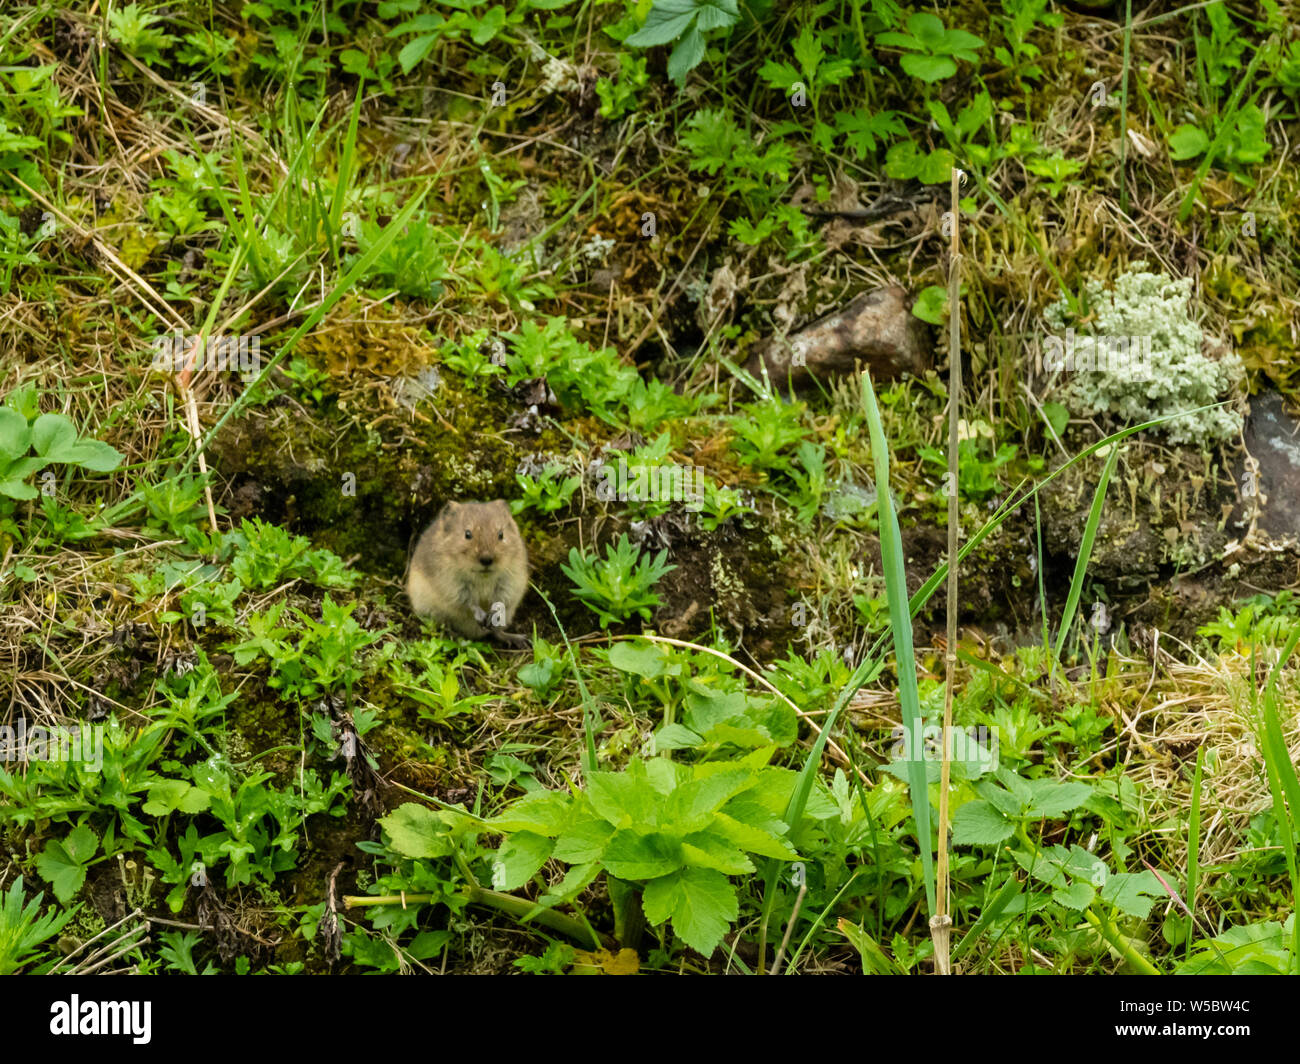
left=438, top=501, right=516, bottom=572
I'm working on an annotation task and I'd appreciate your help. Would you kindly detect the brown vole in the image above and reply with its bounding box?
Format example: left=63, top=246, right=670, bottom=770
left=406, top=499, right=529, bottom=646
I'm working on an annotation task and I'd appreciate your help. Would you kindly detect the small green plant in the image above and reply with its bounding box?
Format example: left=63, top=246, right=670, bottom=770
left=919, top=431, right=1018, bottom=502
left=225, top=596, right=386, bottom=702
left=624, top=0, right=742, bottom=85
left=1198, top=592, right=1300, bottom=653
left=728, top=398, right=807, bottom=471
left=0, top=877, right=76, bottom=975
left=874, top=12, right=985, bottom=84
left=561, top=534, right=676, bottom=628
left=107, top=3, right=177, bottom=64
left=228, top=517, right=358, bottom=590
left=0, top=388, right=123, bottom=502
left=513, top=464, right=581, bottom=515
left=483, top=754, right=801, bottom=956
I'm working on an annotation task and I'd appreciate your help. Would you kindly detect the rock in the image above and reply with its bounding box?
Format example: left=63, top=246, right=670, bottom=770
left=1233, top=390, right=1300, bottom=544
left=745, top=284, right=930, bottom=389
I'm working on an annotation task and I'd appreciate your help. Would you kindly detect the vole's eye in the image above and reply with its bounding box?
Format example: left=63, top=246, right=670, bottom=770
left=464, top=529, right=472, bottom=539
left=498, top=530, right=504, bottom=541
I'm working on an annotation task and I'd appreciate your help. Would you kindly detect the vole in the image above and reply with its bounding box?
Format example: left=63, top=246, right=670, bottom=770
left=406, top=499, right=530, bottom=647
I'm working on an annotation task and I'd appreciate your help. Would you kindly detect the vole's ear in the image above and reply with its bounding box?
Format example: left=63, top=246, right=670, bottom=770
left=437, top=501, right=459, bottom=529
left=493, top=499, right=511, bottom=516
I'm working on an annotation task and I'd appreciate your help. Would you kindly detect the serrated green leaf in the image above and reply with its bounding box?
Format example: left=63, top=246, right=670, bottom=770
left=491, top=831, right=554, bottom=891
left=667, top=26, right=707, bottom=83
left=379, top=802, right=455, bottom=859
left=626, top=6, right=696, bottom=48
left=680, top=831, right=754, bottom=874
left=552, top=817, right=614, bottom=863
left=1025, top=781, right=1093, bottom=819
left=951, top=799, right=1016, bottom=846
left=710, top=810, right=796, bottom=859
left=601, top=830, right=680, bottom=879
left=641, top=866, right=737, bottom=956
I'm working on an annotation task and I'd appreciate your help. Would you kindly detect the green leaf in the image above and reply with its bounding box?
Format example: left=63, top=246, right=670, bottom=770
left=601, top=830, right=681, bottom=879
left=626, top=4, right=697, bottom=48
left=1101, top=871, right=1166, bottom=920
left=608, top=640, right=667, bottom=678
left=1024, top=780, right=1093, bottom=818
left=491, top=831, right=554, bottom=891
left=143, top=779, right=212, bottom=816
left=711, top=811, right=796, bottom=859
left=667, top=26, right=706, bottom=83
left=951, top=799, right=1016, bottom=846
left=30, top=414, right=77, bottom=459
left=0, top=407, right=30, bottom=459
left=552, top=817, right=615, bottom=863
left=486, top=789, right=573, bottom=836
left=1041, top=401, right=1068, bottom=441
left=680, top=831, right=754, bottom=874
left=1053, top=881, right=1095, bottom=910
left=587, top=767, right=665, bottom=829
left=379, top=803, right=455, bottom=859
left=901, top=52, right=956, bottom=83
left=63, top=439, right=123, bottom=472
left=34, top=824, right=99, bottom=904
left=641, top=866, right=737, bottom=956
left=398, top=33, right=439, bottom=74
left=1168, top=124, right=1209, bottom=160
left=654, top=723, right=704, bottom=751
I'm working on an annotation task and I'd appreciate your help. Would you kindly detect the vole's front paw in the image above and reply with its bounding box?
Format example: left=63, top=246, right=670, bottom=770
left=489, top=629, right=530, bottom=649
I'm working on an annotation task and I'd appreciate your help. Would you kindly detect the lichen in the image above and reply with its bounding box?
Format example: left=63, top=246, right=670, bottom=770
left=1044, top=265, right=1245, bottom=445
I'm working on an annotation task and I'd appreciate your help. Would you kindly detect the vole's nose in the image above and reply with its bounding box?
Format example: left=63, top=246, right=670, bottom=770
left=479, top=554, right=494, bottom=568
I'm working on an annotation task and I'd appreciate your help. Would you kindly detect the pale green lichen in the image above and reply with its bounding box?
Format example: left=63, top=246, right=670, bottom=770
left=1044, top=265, right=1244, bottom=446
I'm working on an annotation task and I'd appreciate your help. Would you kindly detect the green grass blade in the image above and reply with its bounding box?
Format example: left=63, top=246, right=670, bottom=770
left=1052, top=443, right=1119, bottom=668
left=861, top=369, right=935, bottom=915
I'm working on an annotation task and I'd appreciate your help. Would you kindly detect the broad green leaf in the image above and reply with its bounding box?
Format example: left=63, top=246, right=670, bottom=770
left=0, top=408, right=30, bottom=459
left=680, top=831, right=754, bottom=875
left=552, top=817, right=615, bottom=863
left=1101, top=871, right=1166, bottom=920
left=710, top=811, right=796, bottom=859
left=667, top=26, right=706, bottom=83
left=398, top=33, right=439, bottom=74
left=626, top=3, right=697, bottom=48
left=1053, top=881, right=1095, bottom=910
left=486, top=789, right=574, bottom=836
left=587, top=767, right=663, bottom=829
left=1025, top=780, right=1093, bottom=819
left=143, top=779, right=211, bottom=816
left=34, top=825, right=98, bottom=904
left=901, top=53, right=956, bottom=83
left=1168, top=124, right=1209, bottom=160
left=379, top=802, right=455, bottom=859
left=63, top=439, right=123, bottom=472
left=653, top=723, right=703, bottom=751
left=641, top=866, right=737, bottom=956
left=608, top=640, right=667, bottom=678
left=601, top=830, right=680, bottom=879
left=491, top=831, right=554, bottom=891
left=951, top=799, right=1015, bottom=846
left=30, top=414, right=77, bottom=459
